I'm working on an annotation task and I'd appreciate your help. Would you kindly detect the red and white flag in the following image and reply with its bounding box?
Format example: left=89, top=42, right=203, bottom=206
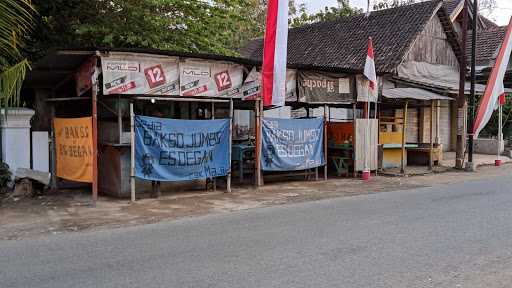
left=473, top=18, right=512, bottom=138
left=364, top=37, right=377, bottom=99
left=262, top=0, right=288, bottom=107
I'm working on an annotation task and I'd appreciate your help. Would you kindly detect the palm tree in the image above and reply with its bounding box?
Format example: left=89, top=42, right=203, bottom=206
left=0, top=0, right=35, bottom=109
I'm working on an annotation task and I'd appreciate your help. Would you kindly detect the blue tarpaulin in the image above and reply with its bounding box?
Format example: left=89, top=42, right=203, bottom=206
left=261, top=117, right=325, bottom=171
left=135, top=115, right=230, bottom=181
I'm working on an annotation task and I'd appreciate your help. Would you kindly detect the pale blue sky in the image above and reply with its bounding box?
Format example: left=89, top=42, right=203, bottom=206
left=298, top=0, right=512, bottom=25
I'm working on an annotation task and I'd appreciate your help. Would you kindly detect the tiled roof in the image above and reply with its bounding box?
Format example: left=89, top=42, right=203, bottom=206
left=241, top=0, right=459, bottom=74
left=442, top=0, right=498, bottom=29
left=443, top=0, right=462, bottom=17
left=467, top=26, right=507, bottom=66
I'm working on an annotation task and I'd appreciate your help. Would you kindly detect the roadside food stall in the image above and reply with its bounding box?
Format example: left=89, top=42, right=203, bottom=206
left=25, top=48, right=265, bottom=203
left=379, top=88, right=454, bottom=173
left=25, top=48, right=383, bottom=202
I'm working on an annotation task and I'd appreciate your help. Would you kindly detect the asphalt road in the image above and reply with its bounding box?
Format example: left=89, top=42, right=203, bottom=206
left=2, top=176, right=512, bottom=288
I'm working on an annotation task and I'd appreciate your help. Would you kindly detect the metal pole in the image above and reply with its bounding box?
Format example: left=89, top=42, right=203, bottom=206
left=498, top=103, right=503, bottom=163
left=468, top=0, right=478, bottom=166
left=324, top=104, right=328, bottom=180
left=401, top=101, right=408, bottom=174
left=456, top=0, right=469, bottom=169
left=130, top=102, right=136, bottom=202
left=227, top=99, right=233, bottom=193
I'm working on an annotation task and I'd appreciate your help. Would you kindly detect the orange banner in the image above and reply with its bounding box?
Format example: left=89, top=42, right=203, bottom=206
left=54, top=117, right=93, bottom=183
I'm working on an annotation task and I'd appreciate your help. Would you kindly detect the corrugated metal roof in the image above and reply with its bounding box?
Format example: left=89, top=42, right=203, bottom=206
left=382, top=88, right=454, bottom=101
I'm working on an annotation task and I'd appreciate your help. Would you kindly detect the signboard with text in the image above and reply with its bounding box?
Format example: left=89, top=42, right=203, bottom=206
left=54, top=117, right=93, bottom=183
left=135, top=115, right=230, bottom=181
left=298, top=71, right=354, bottom=103
left=241, top=68, right=297, bottom=101
left=101, top=53, right=180, bottom=95
left=261, top=117, right=325, bottom=171
left=179, top=60, right=243, bottom=97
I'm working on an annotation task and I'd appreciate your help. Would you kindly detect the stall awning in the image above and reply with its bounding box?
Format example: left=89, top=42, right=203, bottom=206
left=382, top=88, right=454, bottom=101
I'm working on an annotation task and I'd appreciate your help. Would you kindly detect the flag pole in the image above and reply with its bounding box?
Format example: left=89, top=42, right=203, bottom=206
left=497, top=103, right=503, bottom=166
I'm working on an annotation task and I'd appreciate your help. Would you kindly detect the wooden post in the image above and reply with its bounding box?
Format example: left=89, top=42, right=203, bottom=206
left=436, top=100, right=441, bottom=144
left=401, top=101, right=408, bottom=174
left=255, top=100, right=262, bottom=187
left=456, top=1, right=469, bottom=169
left=324, top=104, right=328, bottom=180
left=49, top=101, right=57, bottom=191
left=92, top=76, right=99, bottom=206
left=118, top=95, right=123, bottom=145
left=227, top=99, right=233, bottom=193
left=211, top=101, right=216, bottom=192
left=429, top=100, right=434, bottom=170
left=130, top=102, right=136, bottom=202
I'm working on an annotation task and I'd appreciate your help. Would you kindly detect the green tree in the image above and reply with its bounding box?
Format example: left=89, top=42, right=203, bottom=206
left=373, top=0, right=416, bottom=10
left=0, top=0, right=35, bottom=108
left=290, top=0, right=362, bottom=28
left=29, top=0, right=261, bottom=58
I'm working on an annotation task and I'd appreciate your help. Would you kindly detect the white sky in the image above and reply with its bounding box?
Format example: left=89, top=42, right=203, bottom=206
left=298, top=0, right=512, bottom=26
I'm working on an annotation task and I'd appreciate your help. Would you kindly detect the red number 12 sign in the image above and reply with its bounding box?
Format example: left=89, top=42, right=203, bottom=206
left=214, top=70, right=232, bottom=92
left=144, top=64, right=166, bottom=88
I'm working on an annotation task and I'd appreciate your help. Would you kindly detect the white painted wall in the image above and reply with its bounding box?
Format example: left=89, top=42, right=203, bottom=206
left=0, top=108, right=35, bottom=173
left=32, top=131, right=49, bottom=172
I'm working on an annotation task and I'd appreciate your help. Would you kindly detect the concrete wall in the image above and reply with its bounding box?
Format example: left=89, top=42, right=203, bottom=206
left=473, top=138, right=505, bottom=155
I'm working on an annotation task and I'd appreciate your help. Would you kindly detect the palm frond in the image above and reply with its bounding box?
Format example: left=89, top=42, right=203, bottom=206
left=0, top=60, right=31, bottom=109
left=0, top=0, right=35, bottom=61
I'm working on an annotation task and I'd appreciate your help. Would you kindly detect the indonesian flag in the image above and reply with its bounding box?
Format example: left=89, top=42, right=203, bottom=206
left=364, top=37, right=377, bottom=99
left=262, top=0, right=288, bottom=107
left=473, top=18, right=512, bottom=138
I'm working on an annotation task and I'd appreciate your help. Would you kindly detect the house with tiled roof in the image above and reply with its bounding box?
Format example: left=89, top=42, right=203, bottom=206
left=242, top=0, right=467, bottom=161
left=467, top=26, right=512, bottom=87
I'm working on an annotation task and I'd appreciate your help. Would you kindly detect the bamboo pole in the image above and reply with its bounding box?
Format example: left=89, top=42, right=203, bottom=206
left=130, top=102, right=136, bottom=202
left=401, top=101, right=408, bottom=174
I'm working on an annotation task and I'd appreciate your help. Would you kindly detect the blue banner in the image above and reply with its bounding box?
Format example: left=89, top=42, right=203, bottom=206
left=261, top=117, right=325, bottom=171
left=135, top=115, right=230, bottom=181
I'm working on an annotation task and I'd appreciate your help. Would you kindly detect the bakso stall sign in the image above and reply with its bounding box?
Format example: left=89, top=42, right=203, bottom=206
left=101, top=53, right=179, bottom=95
left=54, top=117, right=93, bottom=183
left=134, top=116, right=230, bottom=182
left=298, top=71, right=354, bottom=103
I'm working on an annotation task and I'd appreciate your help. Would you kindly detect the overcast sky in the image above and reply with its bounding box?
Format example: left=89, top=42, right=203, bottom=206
left=298, top=0, right=512, bottom=26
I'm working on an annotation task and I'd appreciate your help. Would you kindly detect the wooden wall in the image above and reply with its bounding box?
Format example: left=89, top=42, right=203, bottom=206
left=405, top=15, right=459, bottom=67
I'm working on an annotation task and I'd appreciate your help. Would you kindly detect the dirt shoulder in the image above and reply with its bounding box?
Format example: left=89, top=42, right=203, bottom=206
left=1, top=164, right=511, bottom=241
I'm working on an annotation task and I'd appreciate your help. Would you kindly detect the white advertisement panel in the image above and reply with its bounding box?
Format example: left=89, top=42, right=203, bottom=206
left=101, top=53, right=179, bottom=95
left=179, top=59, right=243, bottom=97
